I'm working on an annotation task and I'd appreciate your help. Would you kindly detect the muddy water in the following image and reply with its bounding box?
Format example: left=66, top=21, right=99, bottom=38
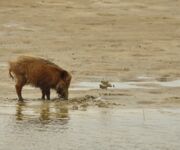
left=0, top=100, right=180, bottom=150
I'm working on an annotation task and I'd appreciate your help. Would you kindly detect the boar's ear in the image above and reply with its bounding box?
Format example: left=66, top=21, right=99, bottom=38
left=60, top=70, right=71, bottom=82
left=60, top=70, right=68, bottom=80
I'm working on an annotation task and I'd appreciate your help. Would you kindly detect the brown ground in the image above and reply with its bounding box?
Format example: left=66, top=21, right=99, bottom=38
left=0, top=0, right=180, bottom=108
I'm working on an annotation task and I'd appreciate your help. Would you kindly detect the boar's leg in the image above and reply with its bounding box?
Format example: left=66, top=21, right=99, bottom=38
left=41, top=89, right=46, bottom=100
left=15, top=84, right=23, bottom=101
left=45, top=88, right=50, bottom=100
left=15, top=76, right=26, bottom=101
left=41, top=88, right=50, bottom=100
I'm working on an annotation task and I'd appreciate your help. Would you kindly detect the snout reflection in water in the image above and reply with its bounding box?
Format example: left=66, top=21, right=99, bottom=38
left=15, top=101, right=69, bottom=124
left=39, top=102, right=50, bottom=121
left=54, top=101, right=69, bottom=119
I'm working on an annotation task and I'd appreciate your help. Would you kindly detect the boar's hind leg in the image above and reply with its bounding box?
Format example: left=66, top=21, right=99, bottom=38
left=15, top=76, right=26, bottom=101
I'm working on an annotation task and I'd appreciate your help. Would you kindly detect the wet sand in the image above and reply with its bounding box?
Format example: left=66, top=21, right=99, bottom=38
left=0, top=0, right=180, bottom=149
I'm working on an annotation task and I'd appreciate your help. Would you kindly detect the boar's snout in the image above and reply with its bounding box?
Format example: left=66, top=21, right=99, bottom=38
left=56, top=82, right=69, bottom=100
left=62, top=90, right=68, bottom=100
left=58, top=90, right=68, bottom=100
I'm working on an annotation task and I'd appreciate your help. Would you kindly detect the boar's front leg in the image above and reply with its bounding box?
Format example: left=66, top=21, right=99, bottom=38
left=15, top=76, right=26, bottom=101
left=41, top=88, right=46, bottom=100
left=41, top=88, right=50, bottom=100
left=45, top=88, right=50, bottom=100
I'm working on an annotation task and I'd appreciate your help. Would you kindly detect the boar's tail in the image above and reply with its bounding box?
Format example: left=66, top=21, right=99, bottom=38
left=9, top=69, right=14, bottom=79
left=8, top=61, right=15, bottom=79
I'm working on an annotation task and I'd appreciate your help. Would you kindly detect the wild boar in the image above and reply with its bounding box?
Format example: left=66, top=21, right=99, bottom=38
left=9, top=56, right=72, bottom=101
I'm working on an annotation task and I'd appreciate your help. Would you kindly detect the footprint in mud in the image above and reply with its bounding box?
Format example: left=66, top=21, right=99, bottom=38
left=95, top=101, right=109, bottom=108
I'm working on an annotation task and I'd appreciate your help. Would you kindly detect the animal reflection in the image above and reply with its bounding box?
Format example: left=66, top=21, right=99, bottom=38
left=16, top=101, right=69, bottom=123
left=16, top=102, right=25, bottom=121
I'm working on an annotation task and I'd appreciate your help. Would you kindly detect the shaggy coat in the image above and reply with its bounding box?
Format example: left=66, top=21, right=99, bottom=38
left=9, top=56, right=71, bottom=101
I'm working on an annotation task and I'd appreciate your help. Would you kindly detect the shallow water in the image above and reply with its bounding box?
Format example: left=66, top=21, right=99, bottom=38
left=0, top=62, right=7, bottom=68
left=0, top=100, right=180, bottom=150
left=71, top=80, right=180, bottom=91
left=71, top=81, right=151, bottom=90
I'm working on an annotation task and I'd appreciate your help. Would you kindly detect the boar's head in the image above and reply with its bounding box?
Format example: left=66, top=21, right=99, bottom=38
left=56, top=70, right=71, bottom=100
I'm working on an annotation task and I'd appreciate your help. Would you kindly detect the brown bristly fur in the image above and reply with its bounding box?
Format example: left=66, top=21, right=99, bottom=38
left=9, top=56, right=71, bottom=101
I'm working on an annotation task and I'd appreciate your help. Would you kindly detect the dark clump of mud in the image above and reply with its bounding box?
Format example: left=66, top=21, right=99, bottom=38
left=70, top=95, right=96, bottom=103
left=99, top=80, right=112, bottom=89
left=68, top=95, right=120, bottom=109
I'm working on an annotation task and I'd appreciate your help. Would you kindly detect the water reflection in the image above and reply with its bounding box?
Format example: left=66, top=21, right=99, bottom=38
left=15, top=101, right=69, bottom=124
left=16, top=101, right=26, bottom=121
left=39, top=102, right=50, bottom=121
left=54, top=101, right=69, bottom=119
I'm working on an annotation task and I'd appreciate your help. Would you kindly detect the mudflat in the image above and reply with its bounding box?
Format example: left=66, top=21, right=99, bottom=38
left=0, top=0, right=180, bottom=150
